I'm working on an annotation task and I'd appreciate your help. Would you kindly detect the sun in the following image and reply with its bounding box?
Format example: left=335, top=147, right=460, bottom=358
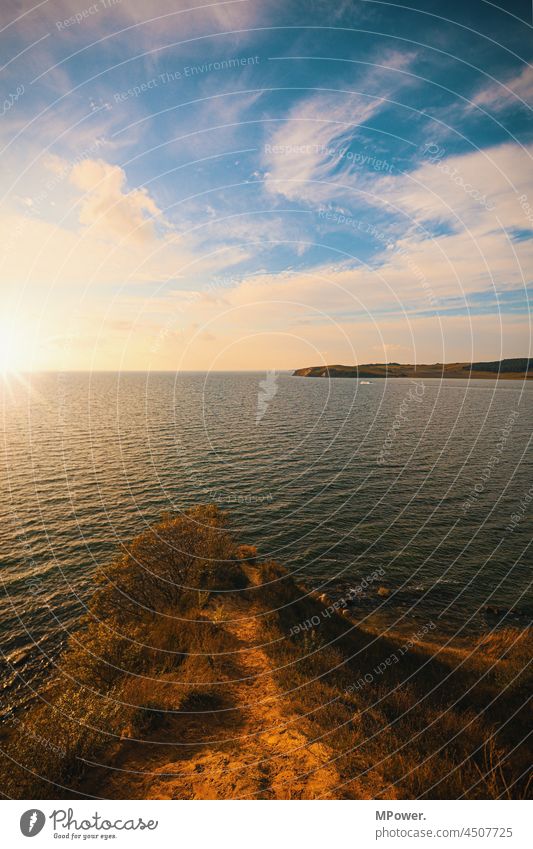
left=0, top=319, right=32, bottom=377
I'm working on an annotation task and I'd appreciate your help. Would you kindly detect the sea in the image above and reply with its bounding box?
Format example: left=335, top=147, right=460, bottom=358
left=1, top=371, right=532, bottom=715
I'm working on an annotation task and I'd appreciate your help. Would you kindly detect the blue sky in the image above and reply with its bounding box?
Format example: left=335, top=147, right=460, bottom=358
left=0, top=0, right=532, bottom=370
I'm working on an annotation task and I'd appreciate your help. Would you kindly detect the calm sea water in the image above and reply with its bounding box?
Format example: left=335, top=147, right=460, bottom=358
left=1, top=372, right=532, bottom=714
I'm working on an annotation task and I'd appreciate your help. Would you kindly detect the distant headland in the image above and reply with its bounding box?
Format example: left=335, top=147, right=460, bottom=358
left=293, top=358, right=533, bottom=380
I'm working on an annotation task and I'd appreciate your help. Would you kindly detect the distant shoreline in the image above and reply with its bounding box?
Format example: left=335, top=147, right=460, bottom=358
left=293, top=358, right=533, bottom=380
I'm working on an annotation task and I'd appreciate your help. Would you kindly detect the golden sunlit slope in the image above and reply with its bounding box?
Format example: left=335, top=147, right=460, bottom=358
left=2, top=507, right=530, bottom=800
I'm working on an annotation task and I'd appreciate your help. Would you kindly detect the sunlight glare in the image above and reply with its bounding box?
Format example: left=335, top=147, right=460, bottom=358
left=0, top=319, right=31, bottom=377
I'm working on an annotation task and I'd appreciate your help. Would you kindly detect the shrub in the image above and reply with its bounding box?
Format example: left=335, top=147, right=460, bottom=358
left=1, top=505, right=247, bottom=798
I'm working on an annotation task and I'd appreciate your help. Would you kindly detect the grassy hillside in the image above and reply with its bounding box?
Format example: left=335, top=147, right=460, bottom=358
left=1, top=506, right=530, bottom=800
left=293, top=359, right=533, bottom=380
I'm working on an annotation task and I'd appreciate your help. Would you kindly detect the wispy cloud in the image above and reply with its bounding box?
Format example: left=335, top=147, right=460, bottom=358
left=262, top=50, right=417, bottom=203
left=470, top=64, right=533, bottom=113
left=2, top=0, right=531, bottom=370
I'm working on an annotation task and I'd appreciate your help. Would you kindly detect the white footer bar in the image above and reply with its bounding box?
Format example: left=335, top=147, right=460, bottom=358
left=3, top=799, right=531, bottom=848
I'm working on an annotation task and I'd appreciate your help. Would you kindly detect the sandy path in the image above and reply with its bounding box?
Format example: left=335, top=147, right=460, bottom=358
left=82, top=571, right=343, bottom=799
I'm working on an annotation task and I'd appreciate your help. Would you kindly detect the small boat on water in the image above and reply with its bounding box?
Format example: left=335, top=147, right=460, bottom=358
left=360, top=380, right=372, bottom=384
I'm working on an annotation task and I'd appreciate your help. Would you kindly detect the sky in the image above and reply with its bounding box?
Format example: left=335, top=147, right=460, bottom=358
left=0, top=0, right=532, bottom=371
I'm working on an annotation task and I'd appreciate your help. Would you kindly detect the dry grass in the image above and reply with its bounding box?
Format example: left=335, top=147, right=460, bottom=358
left=256, top=563, right=532, bottom=799
left=1, top=508, right=530, bottom=800
left=0, top=506, right=247, bottom=798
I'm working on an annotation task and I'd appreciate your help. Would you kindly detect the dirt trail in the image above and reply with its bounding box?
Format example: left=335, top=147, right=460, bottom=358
left=82, top=569, right=343, bottom=799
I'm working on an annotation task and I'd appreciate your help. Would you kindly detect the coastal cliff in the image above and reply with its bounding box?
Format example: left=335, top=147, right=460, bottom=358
left=293, top=358, right=533, bottom=380
left=1, top=506, right=530, bottom=800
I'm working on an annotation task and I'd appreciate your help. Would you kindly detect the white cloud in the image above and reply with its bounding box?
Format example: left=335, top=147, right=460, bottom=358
left=471, top=64, right=533, bottom=112
left=262, top=51, right=416, bottom=203
left=263, top=91, right=384, bottom=202
left=368, top=141, right=533, bottom=295
left=162, top=139, right=533, bottom=334
left=69, top=158, right=166, bottom=243
left=0, top=155, right=250, bottom=297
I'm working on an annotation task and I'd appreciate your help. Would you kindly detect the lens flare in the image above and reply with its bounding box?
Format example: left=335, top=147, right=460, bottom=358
left=0, top=319, right=31, bottom=377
